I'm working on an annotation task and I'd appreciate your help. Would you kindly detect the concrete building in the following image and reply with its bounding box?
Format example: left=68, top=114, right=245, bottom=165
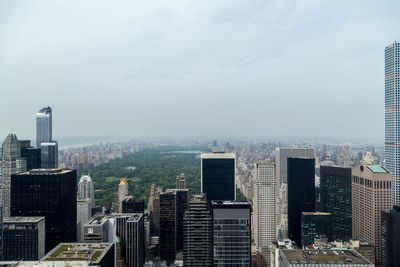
left=384, top=41, right=400, bottom=206
left=253, top=162, right=276, bottom=265
left=352, top=165, right=393, bottom=266
left=77, top=198, right=91, bottom=242
left=212, top=200, right=251, bottom=267
left=201, top=152, right=236, bottom=204
left=77, top=174, right=95, bottom=210
left=84, top=214, right=110, bottom=243
left=183, top=194, right=212, bottom=267
left=2, top=217, right=45, bottom=261
left=42, top=243, right=114, bottom=267
left=0, top=133, right=27, bottom=218
left=278, top=249, right=373, bottom=266
left=176, top=173, right=186, bottom=189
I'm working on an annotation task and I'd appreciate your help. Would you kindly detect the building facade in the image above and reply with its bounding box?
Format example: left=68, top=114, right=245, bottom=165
left=122, top=198, right=145, bottom=214
left=159, top=190, right=176, bottom=261
left=320, top=165, right=352, bottom=241
left=300, top=212, right=331, bottom=248
left=183, top=194, right=212, bottom=267
left=287, top=157, right=315, bottom=245
left=212, top=201, right=251, bottom=267
left=126, top=213, right=144, bottom=267
left=10, top=169, right=77, bottom=252
left=176, top=173, right=186, bottom=189
left=201, top=152, right=236, bottom=204
left=385, top=41, right=400, bottom=205
left=78, top=174, right=95, bottom=210
left=352, top=165, right=393, bottom=266
left=36, top=106, right=52, bottom=148
left=381, top=206, right=400, bottom=267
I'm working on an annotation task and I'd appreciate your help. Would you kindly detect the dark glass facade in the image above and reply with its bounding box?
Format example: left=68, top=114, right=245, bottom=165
left=201, top=154, right=235, bottom=204
left=381, top=206, right=400, bottom=267
left=126, top=214, right=144, bottom=267
left=20, top=147, right=41, bottom=170
left=212, top=201, right=251, bottom=267
left=122, top=198, right=145, bottom=214
left=159, top=191, right=176, bottom=261
left=301, top=212, right=331, bottom=248
left=10, top=169, right=77, bottom=252
left=287, top=157, right=315, bottom=245
left=320, top=166, right=352, bottom=241
left=175, top=189, right=188, bottom=251
left=2, top=217, right=45, bottom=261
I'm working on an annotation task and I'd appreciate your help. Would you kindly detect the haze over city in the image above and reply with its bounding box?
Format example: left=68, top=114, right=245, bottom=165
left=1, top=0, right=399, bottom=141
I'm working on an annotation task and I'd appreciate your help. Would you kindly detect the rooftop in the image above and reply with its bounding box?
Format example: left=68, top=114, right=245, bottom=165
left=85, top=214, right=109, bottom=225
left=3, top=217, right=45, bottom=223
left=37, top=106, right=52, bottom=116
left=211, top=200, right=251, bottom=207
left=127, top=213, right=143, bottom=222
left=280, top=249, right=372, bottom=265
left=0, top=262, right=92, bottom=267
left=201, top=152, right=236, bottom=159
left=42, top=243, right=113, bottom=263
left=366, top=165, right=389, bottom=173
left=16, top=169, right=74, bottom=175
left=302, top=212, right=331, bottom=216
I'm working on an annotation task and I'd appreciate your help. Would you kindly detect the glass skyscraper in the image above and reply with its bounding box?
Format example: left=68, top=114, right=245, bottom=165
left=385, top=41, right=400, bottom=205
left=36, top=107, right=52, bottom=148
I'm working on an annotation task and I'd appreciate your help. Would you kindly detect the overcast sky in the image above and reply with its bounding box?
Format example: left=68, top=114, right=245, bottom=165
left=0, top=0, right=399, bottom=141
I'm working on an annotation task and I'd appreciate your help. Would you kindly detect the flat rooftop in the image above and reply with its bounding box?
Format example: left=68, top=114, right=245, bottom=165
left=85, top=215, right=109, bottom=225
left=42, top=243, right=113, bottom=263
left=302, top=212, right=331, bottom=216
left=211, top=200, right=251, bottom=207
left=366, top=165, right=389, bottom=173
left=16, top=169, right=74, bottom=175
left=127, top=213, right=143, bottom=222
left=280, top=249, right=372, bottom=265
left=201, top=152, right=235, bottom=159
left=3, top=216, right=45, bottom=223
left=0, top=262, right=93, bottom=267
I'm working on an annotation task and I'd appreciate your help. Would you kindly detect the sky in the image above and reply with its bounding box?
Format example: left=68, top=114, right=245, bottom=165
left=0, top=0, right=399, bottom=141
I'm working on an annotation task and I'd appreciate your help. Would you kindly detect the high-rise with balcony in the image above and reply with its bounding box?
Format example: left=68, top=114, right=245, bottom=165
left=253, top=162, right=276, bottom=264
left=385, top=41, right=400, bottom=205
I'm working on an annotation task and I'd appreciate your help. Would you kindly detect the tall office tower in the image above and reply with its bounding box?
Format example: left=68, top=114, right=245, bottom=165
left=148, top=184, right=162, bottom=236
left=77, top=198, right=91, bottom=242
left=40, top=141, right=58, bottom=168
left=201, top=152, right=236, bottom=204
left=175, top=189, right=189, bottom=251
left=78, top=174, right=95, bottom=210
left=300, top=212, right=331, bottom=248
left=0, top=133, right=27, bottom=218
left=2, top=217, right=45, bottom=261
left=287, top=157, right=315, bottom=245
left=343, top=143, right=351, bottom=167
left=159, top=190, right=176, bottom=261
left=276, top=147, right=314, bottom=189
left=381, top=206, right=400, bottom=267
left=277, top=183, right=288, bottom=239
left=10, top=169, right=77, bottom=252
left=352, top=165, right=393, bottom=266
left=212, top=201, right=251, bottom=267
left=122, top=197, right=145, bottom=214
left=115, top=178, right=130, bottom=213
left=385, top=41, right=400, bottom=205
left=320, top=166, right=352, bottom=241
left=176, top=173, right=186, bottom=189
left=183, top=194, right=212, bottom=267
left=19, top=140, right=41, bottom=170
left=126, top=213, right=144, bottom=267
left=36, top=106, right=52, bottom=148
left=253, top=162, right=276, bottom=264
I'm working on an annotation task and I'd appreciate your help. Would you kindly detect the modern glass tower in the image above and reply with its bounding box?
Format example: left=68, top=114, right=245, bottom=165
left=201, top=152, right=235, bottom=204
left=385, top=41, right=400, bottom=205
left=36, top=107, right=52, bottom=148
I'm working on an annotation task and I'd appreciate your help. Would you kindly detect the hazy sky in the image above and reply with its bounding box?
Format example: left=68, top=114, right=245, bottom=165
left=0, top=0, right=399, bottom=141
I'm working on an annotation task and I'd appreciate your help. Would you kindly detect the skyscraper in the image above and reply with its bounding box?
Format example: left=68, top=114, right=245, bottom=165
left=352, top=165, right=392, bottom=266
left=253, top=162, right=276, bottom=264
left=212, top=200, right=251, bottom=267
left=320, top=165, right=352, bottom=241
left=276, top=147, right=315, bottom=188
left=175, top=189, right=189, bottom=251
left=148, top=184, right=162, bottom=236
left=385, top=41, right=400, bottom=205
left=287, top=157, right=315, bottom=245
left=36, top=107, right=52, bottom=148
left=183, top=194, right=212, bottom=267
left=300, top=212, right=331, bottom=248
left=0, top=133, right=27, bottom=218
left=381, top=206, right=400, bottom=267
left=36, top=106, right=58, bottom=169
left=11, top=169, right=77, bottom=252
left=201, top=152, right=235, bottom=204
left=159, top=190, right=176, bottom=261
left=126, top=213, right=144, bottom=267
left=78, top=174, right=96, bottom=210
left=19, top=140, right=41, bottom=170
left=176, top=173, right=186, bottom=189
left=122, top=198, right=145, bottom=214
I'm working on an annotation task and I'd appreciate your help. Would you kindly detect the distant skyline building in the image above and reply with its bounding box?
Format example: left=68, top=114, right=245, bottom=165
left=201, top=152, right=236, bottom=204
left=352, top=165, right=393, bottom=266
left=287, top=157, right=315, bottom=245
left=77, top=174, right=96, bottom=210
left=212, top=200, right=251, bottom=267
left=183, top=194, right=213, bottom=267
left=36, top=107, right=52, bottom=148
left=11, top=169, right=77, bottom=252
left=381, top=206, right=400, bottom=267
left=320, top=165, right=352, bottom=241
left=0, top=133, right=27, bottom=218
left=385, top=41, right=400, bottom=205
left=253, top=162, right=276, bottom=264
left=2, top=217, right=45, bottom=261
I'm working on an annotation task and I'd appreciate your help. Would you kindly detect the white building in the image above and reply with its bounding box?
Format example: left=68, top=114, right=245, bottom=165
left=77, top=174, right=95, bottom=210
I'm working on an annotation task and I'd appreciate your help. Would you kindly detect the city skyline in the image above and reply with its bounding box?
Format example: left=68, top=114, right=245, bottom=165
left=1, top=1, right=399, bottom=140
